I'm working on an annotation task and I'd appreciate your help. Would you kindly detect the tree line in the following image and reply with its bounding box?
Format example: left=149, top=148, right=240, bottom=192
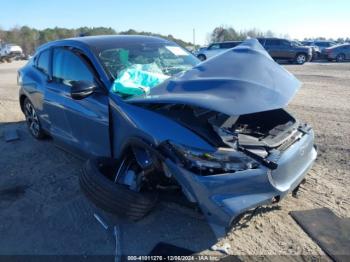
left=0, top=26, right=194, bottom=55
left=1, top=25, right=349, bottom=55
left=208, top=26, right=350, bottom=44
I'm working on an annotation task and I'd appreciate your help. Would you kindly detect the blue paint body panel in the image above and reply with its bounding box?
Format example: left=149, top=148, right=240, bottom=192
left=129, top=39, right=301, bottom=116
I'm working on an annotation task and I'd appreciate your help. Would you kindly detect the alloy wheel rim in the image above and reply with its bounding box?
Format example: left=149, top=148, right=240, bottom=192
left=24, top=102, right=40, bottom=137
left=297, top=55, right=306, bottom=64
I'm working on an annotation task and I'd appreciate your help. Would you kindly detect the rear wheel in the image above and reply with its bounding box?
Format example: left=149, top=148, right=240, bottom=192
left=23, top=98, right=45, bottom=139
left=336, top=53, right=345, bottom=62
left=295, top=53, right=307, bottom=65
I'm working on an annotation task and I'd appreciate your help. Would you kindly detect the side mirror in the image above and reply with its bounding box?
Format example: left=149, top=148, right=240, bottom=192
left=71, top=80, right=96, bottom=100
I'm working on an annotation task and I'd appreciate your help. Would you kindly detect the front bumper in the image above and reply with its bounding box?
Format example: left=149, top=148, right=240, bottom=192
left=164, top=130, right=317, bottom=231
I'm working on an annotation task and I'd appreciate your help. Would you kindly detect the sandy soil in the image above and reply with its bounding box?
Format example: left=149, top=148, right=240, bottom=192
left=223, top=62, right=350, bottom=256
left=0, top=60, right=349, bottom=257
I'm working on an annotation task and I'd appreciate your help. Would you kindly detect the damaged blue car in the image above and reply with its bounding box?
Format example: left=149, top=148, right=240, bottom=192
left=18, top=35, right=317, bottom=232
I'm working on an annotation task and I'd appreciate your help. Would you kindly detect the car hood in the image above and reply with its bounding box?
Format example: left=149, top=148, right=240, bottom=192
left=128, top=39, right=301, bottom=116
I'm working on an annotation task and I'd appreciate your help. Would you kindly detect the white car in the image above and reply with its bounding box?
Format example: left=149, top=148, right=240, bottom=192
left=195, top=41, right=242, bottom=61
left=0, top=43, right=23, bottom=61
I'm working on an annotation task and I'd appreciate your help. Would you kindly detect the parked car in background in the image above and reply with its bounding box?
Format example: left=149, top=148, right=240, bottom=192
left=0, top=43, right=23, bottom=62
left=195, top=41, right=242, bottom=61
left=323, top=43, right=350, bottom=62
left=301, top=40, right=336, bottom=59
left=258, top=38, right=312, bottom=64
left=292, top=40, right=320, bottom=61
left=302, top=40, right=336, bottom=52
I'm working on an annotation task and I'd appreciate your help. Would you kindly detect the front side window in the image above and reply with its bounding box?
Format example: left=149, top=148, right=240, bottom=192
left=36, top=49, right=50, bottom=75
left=220, top=42, right=237, bottom=49
left=52, top=48, right=94, bottom=86
left=208, top=44, right=220, bottom=50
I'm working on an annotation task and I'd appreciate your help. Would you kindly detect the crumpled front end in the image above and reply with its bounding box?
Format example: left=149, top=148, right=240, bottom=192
left=161, top=125, right=316, bottom=230
left=122, top=39, right=317, bottom=231
left=145, top=105, right=318, bottom=231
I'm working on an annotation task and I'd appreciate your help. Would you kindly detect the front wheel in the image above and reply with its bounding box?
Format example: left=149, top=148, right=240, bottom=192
left=295, top=53, right=307, bottom=65
left=23, top=98, right=45, bottom=139
left=79, top=157, right=158, bottom=220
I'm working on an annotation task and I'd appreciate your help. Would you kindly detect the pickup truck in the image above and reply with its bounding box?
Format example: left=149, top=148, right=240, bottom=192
left=258, top=38, right=312, bottom=64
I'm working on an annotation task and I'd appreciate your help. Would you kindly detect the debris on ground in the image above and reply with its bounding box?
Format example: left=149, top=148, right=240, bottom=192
left=210, top=242, right=232, bottom=255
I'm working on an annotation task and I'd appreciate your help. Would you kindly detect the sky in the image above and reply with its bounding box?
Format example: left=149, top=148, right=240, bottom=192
left=1, top=0, right=350, bottom=45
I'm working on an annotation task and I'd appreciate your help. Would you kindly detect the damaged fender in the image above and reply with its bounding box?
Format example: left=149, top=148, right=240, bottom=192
left=110, top=39, right=316, bottom=229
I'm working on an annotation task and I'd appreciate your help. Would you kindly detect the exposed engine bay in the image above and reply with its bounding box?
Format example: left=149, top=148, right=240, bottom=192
left=145, top=104, right=308, bottom=175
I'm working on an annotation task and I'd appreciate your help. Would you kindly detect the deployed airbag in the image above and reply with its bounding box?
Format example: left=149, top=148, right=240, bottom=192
left=111, top=63, right=169, bottom=97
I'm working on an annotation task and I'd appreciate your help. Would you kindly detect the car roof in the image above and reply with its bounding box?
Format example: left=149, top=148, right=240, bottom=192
left=69, top=35, right=170, bottom=46
left=36, top=35, right=173, bottom=53
left=314, top=40, right=333, bottom=42
left=257, top=37, right=286, bottom=40
left=210, top=41, right=242, bottom=45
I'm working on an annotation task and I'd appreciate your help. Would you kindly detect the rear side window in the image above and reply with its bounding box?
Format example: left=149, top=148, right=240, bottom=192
left=281, top=40, right=291, bottom=46
left=52, top=48, right=94, bottom=86
left=36, top=50, right=50, bottom=75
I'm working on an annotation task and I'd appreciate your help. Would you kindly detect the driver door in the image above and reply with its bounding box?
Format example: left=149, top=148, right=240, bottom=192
left=44, top=47, right=111, bottom=158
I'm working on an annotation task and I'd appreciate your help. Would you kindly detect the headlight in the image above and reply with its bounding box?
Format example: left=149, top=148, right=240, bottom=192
left=167, top=142, right=258, bottom=175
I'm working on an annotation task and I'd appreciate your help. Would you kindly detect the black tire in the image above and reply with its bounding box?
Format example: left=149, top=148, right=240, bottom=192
left=311, top=52, right=319, bottom=61
left=336, top=53, right=345, bottom=62
left=295, top=53, right=307, bottom=65
left=79, top=157, right=158, bottom=220
left=197, top=54, right=206, bottom=61
left=23, top=98, right=46, bottom=139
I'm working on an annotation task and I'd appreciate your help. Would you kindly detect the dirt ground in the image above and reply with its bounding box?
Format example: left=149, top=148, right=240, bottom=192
left=0, top=60, right=349, bottom=258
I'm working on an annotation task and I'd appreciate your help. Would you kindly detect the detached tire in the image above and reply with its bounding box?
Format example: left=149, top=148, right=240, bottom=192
left=79, top=157, right=158, bottom=220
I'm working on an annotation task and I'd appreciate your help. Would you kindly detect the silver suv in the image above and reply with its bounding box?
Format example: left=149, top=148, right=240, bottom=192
left=195, top=41, right=242, bottom=61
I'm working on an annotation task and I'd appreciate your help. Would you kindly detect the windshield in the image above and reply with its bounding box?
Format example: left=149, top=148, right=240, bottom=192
left=98, top=42, right=199, bottom=99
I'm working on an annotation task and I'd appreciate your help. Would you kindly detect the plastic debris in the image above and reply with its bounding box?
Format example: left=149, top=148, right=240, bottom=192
left=210, top=242, right=231, bottom=255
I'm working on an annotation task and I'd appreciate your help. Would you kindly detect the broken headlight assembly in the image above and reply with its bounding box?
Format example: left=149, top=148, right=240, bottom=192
left=165, top=141, right=259, bottom=175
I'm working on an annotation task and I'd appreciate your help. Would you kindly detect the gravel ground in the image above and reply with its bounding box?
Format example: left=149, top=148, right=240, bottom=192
left=0, top=60, right=349, bottom=257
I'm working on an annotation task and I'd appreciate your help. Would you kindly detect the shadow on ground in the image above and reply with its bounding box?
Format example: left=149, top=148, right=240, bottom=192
left=0, top=122, right=219, bottom=255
